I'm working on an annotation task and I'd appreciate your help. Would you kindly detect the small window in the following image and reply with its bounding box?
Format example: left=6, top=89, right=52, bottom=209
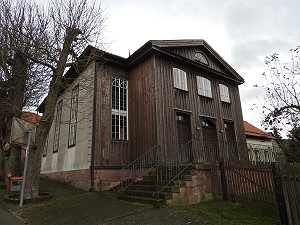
left=201, top=120, right=215, bottom=128
left=173, top=68, right=188, bottom=91
left=219, top=84, right=230, bottom=103
left=196, top=76, right=212, bottom=98
left=264, top=151, right=270, bottom=163
left=68, top=85, right=79, bottom=147
left=254, top=150, right=260, bottom=162
left=43, top=135, right=48, bottom=157
left=194, top=53, right=208, bottom=65
left=53, top=100, right=63, bottom=153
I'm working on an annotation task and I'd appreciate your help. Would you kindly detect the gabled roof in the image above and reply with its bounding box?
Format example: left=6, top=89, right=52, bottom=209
left=244, top=121, right=275, bottom=139
left=126, top=40, right=244, bottom=84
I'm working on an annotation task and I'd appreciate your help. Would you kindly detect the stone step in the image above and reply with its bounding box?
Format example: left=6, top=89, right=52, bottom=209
left=142, top=173, right=193, bottom=182
left=126, top=189, right=173, bottom=200
left=117, top=194, right=164, bottom=208
left=131, top=184, right=180, bottom=193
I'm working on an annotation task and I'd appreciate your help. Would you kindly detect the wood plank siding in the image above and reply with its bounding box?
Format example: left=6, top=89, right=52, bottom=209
left=154, top=50, right=246, bottom=158
left=129, top=55, right=157, bottom=162
left=93, top=40, right=246, bottom=167
left=94, top=62, right=130, bottom=167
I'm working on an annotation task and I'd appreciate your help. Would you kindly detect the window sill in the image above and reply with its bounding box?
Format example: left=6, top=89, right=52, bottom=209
left=110, top=139, right=129, bottom=143
left=175, top=88, right=188, bottom=93
left=198, top=95, right=213, bottom=100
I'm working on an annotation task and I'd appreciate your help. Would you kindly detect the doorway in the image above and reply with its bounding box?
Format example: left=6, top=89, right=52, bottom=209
left=176, top=112, right=192, bottom=162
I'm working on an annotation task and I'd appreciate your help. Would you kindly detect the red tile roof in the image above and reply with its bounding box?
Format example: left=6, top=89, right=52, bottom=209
left=244, top=121, right=275, bottom=139
left=21, top=112, right=42, bottom=124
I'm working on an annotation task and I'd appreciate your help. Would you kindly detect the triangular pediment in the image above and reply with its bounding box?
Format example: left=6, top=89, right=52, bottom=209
left=149, top=40, right=244, bottom=84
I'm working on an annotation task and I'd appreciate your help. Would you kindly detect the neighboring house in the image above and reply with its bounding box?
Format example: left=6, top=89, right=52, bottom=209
left=21, top=112, right=42, bottom=124
left=244, top=121, right=279, bottom=162
left=41, top=40, right=246, bottom=191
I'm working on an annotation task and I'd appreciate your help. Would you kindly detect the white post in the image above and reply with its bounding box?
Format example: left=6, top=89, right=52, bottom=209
left=19, top=130, right=32, bottom=207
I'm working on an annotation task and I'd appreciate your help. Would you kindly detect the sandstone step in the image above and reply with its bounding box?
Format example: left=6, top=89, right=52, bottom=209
left=126, top=189, right=173, bottom=200
left=117, top=194, right=164, bottom=208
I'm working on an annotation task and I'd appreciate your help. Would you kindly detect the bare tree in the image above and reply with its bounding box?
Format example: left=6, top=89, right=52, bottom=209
left=23, top=0, right=106, bottom=199
left=258, top=46, right=300, bottom=161
left=0, top=0, right=50, bottom=180
left=1, top=0, right=106, bottom=199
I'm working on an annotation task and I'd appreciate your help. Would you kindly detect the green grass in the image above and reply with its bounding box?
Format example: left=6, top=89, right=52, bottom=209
left=178, top=200, right=280, bottom=224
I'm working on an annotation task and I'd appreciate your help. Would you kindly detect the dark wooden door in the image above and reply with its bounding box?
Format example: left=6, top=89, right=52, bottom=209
left=177, top=113, right=191, bottom=148
left=201, top=119, right=218, bottom=159
left=224, top=122, right=238, bottom=159
left=177, top=113, right=192, bottom=163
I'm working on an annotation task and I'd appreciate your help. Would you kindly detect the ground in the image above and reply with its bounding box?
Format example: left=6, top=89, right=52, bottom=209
left=0, top=178, right=280, bottom=225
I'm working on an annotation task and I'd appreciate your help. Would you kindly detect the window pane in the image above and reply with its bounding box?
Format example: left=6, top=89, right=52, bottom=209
left=53, top=101, right=63, bottom=152
left=173, top=68, right=187, bottom=91
left=68, top=85, right=79, bottom=146
left=197, top=76, right=212, bottom=98
left=219, top=84, right=230, bottom=103
left=111, top=77, right=128, bottom=140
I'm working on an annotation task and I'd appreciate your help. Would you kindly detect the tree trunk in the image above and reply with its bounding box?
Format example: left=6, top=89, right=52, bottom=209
left=0, top=51, right=27, bottom=180
left=23, top=27, right=81, bottom=199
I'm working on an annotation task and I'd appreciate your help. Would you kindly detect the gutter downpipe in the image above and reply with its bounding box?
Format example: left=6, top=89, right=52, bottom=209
left=89, top=61, right=97, bottom=192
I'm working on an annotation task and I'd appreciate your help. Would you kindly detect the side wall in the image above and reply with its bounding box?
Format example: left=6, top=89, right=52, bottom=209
left=94, top=56, right=157, bottom=168
left=41, top=62, right=95, bottom=190
left=94, top=62, right=130, bottom=167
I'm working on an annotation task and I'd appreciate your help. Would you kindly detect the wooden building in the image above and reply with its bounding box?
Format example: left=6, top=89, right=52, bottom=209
left=41, top=40, right=246, bottom=191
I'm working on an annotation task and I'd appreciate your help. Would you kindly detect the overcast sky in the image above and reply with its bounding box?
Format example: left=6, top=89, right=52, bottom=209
left=98, top=0, right=299, bottom=132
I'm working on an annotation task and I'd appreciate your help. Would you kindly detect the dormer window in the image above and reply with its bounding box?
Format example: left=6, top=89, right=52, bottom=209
left=194, top=53, right=208, bottom=65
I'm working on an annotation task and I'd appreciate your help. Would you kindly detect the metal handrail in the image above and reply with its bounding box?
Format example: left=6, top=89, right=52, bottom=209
left=154, top=139, right=194, bottom=197
left=118, top=144, right=161, bottom=193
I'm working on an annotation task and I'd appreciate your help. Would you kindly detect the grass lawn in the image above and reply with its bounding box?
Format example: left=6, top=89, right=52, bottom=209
left=178, top=199, right=280, bottom=225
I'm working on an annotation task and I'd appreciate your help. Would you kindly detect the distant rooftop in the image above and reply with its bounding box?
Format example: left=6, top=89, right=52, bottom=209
left=21, top=112, right=42, bottom=124
left=244, top=121, right=275, bottom=139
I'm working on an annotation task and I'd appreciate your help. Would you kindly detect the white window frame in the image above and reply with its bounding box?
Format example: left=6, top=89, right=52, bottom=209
left=196, top=76, right=212, bottom=98
left=173, top=68, right=188, bottom=91
left=219, top=84, right=230, bottom=103
left=111, top=77, right=129, bottom=141
left=68, top=85, right=79, bottom=147
left=53, top=100, right=63, bottom=153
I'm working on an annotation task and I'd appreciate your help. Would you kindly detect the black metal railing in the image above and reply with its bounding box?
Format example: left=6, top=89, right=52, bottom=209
left=118, top=145, right=161, bottom=193
left=154, top=140, right=194, bottom=198
left=118, top=139, right=284, bottom=197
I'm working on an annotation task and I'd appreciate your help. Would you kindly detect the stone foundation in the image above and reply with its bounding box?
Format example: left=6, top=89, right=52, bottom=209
left=166, top=165, right=213, bottom=206
left=41, top=168, right=121, bottom=191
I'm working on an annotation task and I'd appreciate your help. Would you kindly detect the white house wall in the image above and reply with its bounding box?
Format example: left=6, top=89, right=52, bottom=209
left=41, top=62, right=95, bottom=174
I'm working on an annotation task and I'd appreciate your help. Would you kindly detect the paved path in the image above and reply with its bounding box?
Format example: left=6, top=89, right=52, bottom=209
left=0, top=203, right=24, bottom=225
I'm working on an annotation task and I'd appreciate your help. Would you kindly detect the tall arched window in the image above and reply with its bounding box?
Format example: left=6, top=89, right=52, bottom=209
left=112, top=77, right=128, bottom=140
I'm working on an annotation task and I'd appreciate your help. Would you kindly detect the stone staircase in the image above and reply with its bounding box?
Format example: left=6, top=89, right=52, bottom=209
left=117, top=165, right=197, bottom=208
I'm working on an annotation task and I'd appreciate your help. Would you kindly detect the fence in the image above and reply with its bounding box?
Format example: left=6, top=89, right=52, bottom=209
left=212, top=159, right=300, bottom=225
left=279, top=162, right=300, bottom=225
